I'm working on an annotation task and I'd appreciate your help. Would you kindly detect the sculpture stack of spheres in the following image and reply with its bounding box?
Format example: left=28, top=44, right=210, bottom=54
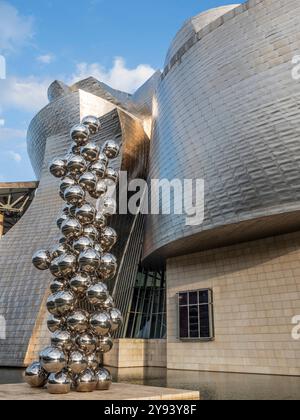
left=27, top=116, right=123, bottom=394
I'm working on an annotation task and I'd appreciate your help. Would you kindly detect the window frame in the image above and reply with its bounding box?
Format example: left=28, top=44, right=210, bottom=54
left=177, top=289, right=215, bottom=342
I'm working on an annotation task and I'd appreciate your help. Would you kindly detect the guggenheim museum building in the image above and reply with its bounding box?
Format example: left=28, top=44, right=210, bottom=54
left=1, top=0, right=300, bottom=376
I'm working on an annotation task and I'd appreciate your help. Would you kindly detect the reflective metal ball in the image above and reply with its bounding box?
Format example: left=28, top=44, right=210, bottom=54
left=98, top=335, right=114, bottom=354
left=78, top=172, right=97, bottom=194
left=60, top=176, right=77, bottom=196
left=89, top=161, right=106, bottom=180
left=64, top=185, right=86, bottom=206
left=87, top=353, right=99, bottom=371
left=75, top=203, right=96, bottom=225
left=110, top=308, right=123, bottom=332
left=40, top=346, right=67, bottom=374
left=67, top=310, right=89, bottom=334
left=70, top=124, right=90, bottom=146
left=94, top=243, right=103, bottom=254
left=47, top=314, right=64, bottom=333
left=75, top=368, right=97, bottom=393
left=47, top=293, right=59, bottom=316
left=50, top=243, right=70, bottom=260
left=24, top=362, right=48, bottom=388
left=105, top=168, right=119, bottom=184
left=76, top=333, right=97, bottom=355
left=94, top=213, right=107, bottom=230
left=89, top=180, right=107, bottom=199
left=51, top=330, right=73, bottom=352
left=49, top=158, right=67, bottom=178
left=99, top=253, right=118, bottom=280
left=82, top=115, right=101, bottom=135
left=50, top=279, right=66, bottom=294
left=32, top=250, right=51, bottom=271
left=86, top=282, right=108, bottom=307
left=79, top=249, right=101, bottom=274
left=68, top=142, right=81, bottom=156
left=82, top=225, right=99, bottom=242
left=102, top=198, right=117, bottom=217
left=72, top=236, right=94, bottom=255
left=68, top=350, right=88, bottom=375
left=98, top=153, right=109, bottom=168
left=90, top=312, right=112, bottom=336
left=61, top=217, right=83, bottom=240
left=95, top=368, right=112, bottom=390
left=54, top=291, right=76, bottom=316
left=103, top=140, right=120, bottom=160
left=69, top=272, right=92, bottom=297
left=57, top=253, right=77, bottom=277
left=67, top=155, right=88, bottom=176
left=47, top=371, right=71, bottom=395
left=101, top=295, right=115, bottom=311
left=81, top=143, right=100, bottom=163
left=100, top=227, right=117, bottom=252
left=50, top=257, right=64, bottom=279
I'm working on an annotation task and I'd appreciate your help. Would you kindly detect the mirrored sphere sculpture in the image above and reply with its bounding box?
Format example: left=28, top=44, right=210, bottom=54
left=86, top=283, right=108, bottom=307
left=110, top=308, right=123, bottom=332
left=75, top=368, right=97, bottom=393
left=81, top=143, right=100, bottom=163
left=24, top=362, right=48, bottom=388
left=47, top=371, right=72, bottom=395
left=87, top=353, right=99, bottom=371
left=60, top=176, right=77, bottom=195
left=78, top=172, right=97, bottom=194
left=64, top=185, right=86, bottom=206
left=82, top=225, right=99, bottom=242
left=72, top=236, right=93, bottom=255
left=76, top=333, right=97, bottom=355
left=32, top=250, right=51, bottom=271
left=89, top=180, right=107, bottom=199
left=54, top=291, right=76, bottom=316
left=95, top=368, right=112, bottom=390
left=105, top=168, right=119, bottom=184
left=79, top=249, right=101, bottom=274
left=51, top=329, right=73, bottom=352
left=67, top=155, right=87, bottom=176
left=40, top=346, right=67, bottom=374
left=99, top=253, right=118, bottom=279
left=103, top=140, right=120, bottom=160
left=75, top=203, right=96, bottom=225
left=69, top=272, right=92, bottom=297
left=90, top=312, right=112, bottom=336
left=68, top=350, right=88, bottom=375
left=94, top=213, right=107, bottom=230
left=49, top=158, right=67, bottom=178
left=102, top=198, right=117, bottom=217
left=51, top=243, right=70, bottom=259
left=82, top=115, right=101, bottom=135
left=50, top=279, right=65, bottom=294
left=70, top=124, right=90, bottom=146
left=100, top=227, right=118, bottom=252
left=98, top=335, right=114, bottom=354
left=47, top=314, right=64, bottom=333
left=67, top=310, right=89, bottom=334
left=46, top=294, right=59, bottom=316
left=57, top=253, right=77, bottom=277
left=89, top=161, right=106, bottom=180
left=61, top=218, right=83, bottom=240
left=68, top=142, right=81, bottom=156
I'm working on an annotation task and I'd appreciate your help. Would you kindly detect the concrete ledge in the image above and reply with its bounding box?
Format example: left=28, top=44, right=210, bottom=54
left=0, top=383, right=200, bottom=401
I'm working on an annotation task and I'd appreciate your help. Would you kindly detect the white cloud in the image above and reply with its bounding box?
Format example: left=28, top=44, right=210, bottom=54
left=37, top=54, right=55, bottom=65
left=70, top=57, right=156, bottom=93
left=0, top=75, right=49, bottom=112
left=7, top=150, right=22, bottom=162
left=0, top=1, right=33, bottom=51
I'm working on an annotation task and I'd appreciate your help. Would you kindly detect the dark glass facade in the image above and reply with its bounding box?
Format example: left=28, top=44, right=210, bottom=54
left=125, top=266, right=166, bottom=339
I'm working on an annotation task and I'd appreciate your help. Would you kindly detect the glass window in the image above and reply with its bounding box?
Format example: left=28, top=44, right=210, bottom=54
left=178, top=289, right=214, bottom=341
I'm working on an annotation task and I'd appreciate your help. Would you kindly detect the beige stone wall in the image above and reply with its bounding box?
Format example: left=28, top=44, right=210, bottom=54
left=167, top=231, right=300, bottom=376
left=104, top=339, right=167, bottom=368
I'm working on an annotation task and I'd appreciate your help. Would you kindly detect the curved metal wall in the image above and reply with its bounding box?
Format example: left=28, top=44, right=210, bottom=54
left=143, top=0, right=300, bottom=265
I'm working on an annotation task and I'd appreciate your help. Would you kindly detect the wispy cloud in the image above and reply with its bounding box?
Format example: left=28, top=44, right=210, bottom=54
left=37, top=54, right=55, bottom=65
left=0, top=1, right=33, bottom=51
left=7, top=150, right=22, bottom=162
left=70, top=57, right=156, bottom=93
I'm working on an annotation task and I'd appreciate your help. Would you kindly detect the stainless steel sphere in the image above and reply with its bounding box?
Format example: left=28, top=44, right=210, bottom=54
left=94, top=243, right=103, bottom=254
left=79, top=248, right=101, bottom=274
left=86, top=282, right=108, bottom=307
left=40, top=346, right=67, bottom=374
left=54, top=291, right=76, bottom=316
left=105, top=167, right=119, bottom=184
left=95, top=368, right=112, bottom=390
left=68, top=350, right=88, bottom=375
left=24, top=362, right=48, bottom=388
left=70, top=124, right=90, bottom=146
left=98, top=152, right=109, bottom=168
left=98, top=335, right=114, bottom=354
left=68, top=142, right=81, bottom=156
left=67, top=155, right=88, bottom=176
left=82, top=115, right=101, bottom=135
left=51, top=330, right=73, bottom=352
left=47, top=293, right=59, bottom=316
left=110, top=308, right=123, bottom=332
left=103, top=140, right=120, bottom=160
left=81, top=143, right=100, bottom=163
left=100, top=227, right=117, bottom=252
left=64, top=185, right=86, bottom=206
left=60, top=176, right=77, bottom=196
left=75, top=368, right=97, bottom=393
left=87, top=353, right=99, bottom=371
left=102, top=197, right=117, bottom=217
left=82, top=225, right=99, bottom=241
left=51, top=243, right=70, bottom=260
left=61, top=217, right=83, bottom=240
left=56, top=212, right=69, bottom=229
left=76, top=333, right=97, bottom=355
left=99, top=253, right=118, bottom=279
left=72, top=236, right=94, bottom=255
left=62, top=203, right=71, bottom=215
left=89, top=161, right=106, bottom=180
left=50, top=279, right=66, bottom=294
left=57, top=253, right=77, bottom=277
left=75, top=203, right=96, bottom=225
left=90, top=312, right=112, bottom=336
left=89, top=180, right=107, bottom=199
left=78, top=172, right=97, bottom=194
left=32, top=250, right=51, bottom=271
left=50, top=257, right=64, bottom=279
left=67, top=310, right=89, bottom=334
left=101, top=295, right=115, bottom=311
left=69, top=272, right=92, bottom=297
left=47, top=371, right=71, bottom=395
left=47, top=314, right=64, bottom=333
left=94, top=213, right=107, bottom=230
left=49, top=158, right=67, bottom=178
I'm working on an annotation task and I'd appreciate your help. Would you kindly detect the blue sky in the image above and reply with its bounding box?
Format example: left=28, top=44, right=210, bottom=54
left=0, top=0, right=237, bottom=182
